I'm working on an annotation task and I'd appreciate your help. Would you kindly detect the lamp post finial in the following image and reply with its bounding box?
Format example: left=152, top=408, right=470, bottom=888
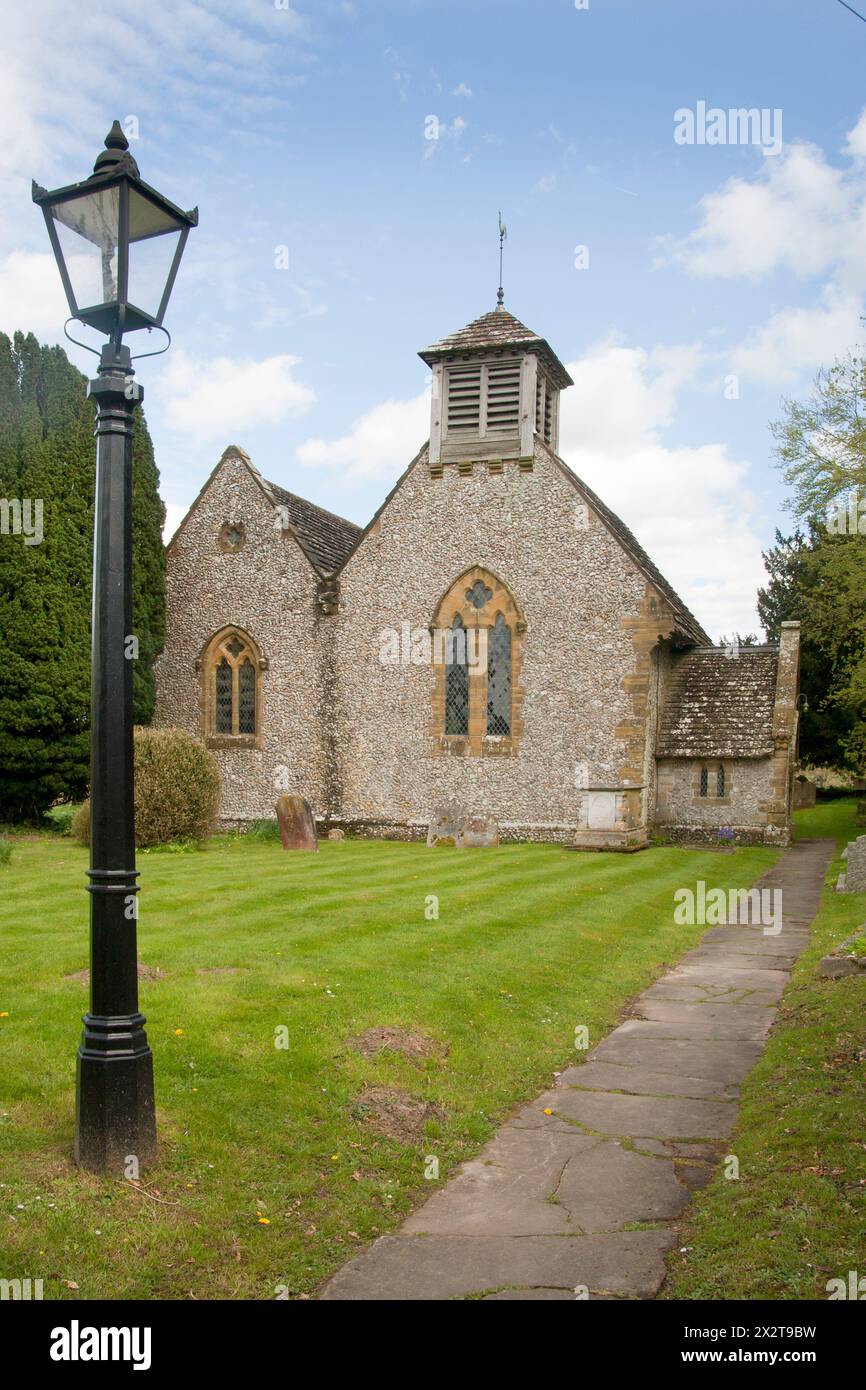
left=93, top=120, right=139, bottom=177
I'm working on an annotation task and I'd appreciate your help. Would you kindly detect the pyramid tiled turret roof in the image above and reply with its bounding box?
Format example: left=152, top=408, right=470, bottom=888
left=419, top=307, right=573, bottom=389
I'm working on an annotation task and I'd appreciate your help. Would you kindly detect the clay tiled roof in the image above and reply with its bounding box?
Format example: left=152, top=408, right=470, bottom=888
left=657, top=647, right=780, bottom=758
left=264, top=480, right=362, bottom=575
left=419, top=307, right=573, bottom=389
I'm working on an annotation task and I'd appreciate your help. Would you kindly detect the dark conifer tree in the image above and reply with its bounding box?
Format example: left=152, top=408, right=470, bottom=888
left=0, top=332, right=165, bottom=820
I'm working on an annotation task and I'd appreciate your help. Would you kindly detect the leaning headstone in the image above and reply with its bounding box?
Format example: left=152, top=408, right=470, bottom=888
left=842, top=835, right=866, bottom=892
left=276, top=795, right=318, bottom=851
left=427, top=804, right=499, bottom=848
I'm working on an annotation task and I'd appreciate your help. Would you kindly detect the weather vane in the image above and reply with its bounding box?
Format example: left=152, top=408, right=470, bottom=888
left=497, top=211, right=507, bottom=307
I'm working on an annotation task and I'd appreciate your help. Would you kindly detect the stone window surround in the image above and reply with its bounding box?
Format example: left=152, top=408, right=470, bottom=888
left=694, top=761, right=731, bottom=806
left=430, top=566, right=525, bottom=758
left=218, top=520, right=246, bottom=553
left=197, top=625, right=267, bottom=750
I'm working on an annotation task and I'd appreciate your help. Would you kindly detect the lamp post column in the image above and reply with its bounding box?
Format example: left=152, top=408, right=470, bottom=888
left=74, top=342, right=156, bottom=1174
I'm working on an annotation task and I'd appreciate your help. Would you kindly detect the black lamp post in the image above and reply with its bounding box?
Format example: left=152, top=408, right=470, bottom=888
left=33, top=123, right=197, bottom=1173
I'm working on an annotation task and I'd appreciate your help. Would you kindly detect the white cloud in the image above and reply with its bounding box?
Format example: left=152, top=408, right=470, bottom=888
left=297, top=388, right=429, bottom=483
left=844, top=107, right=866, bottom=160
left=559, top=340, right=766, bottom=638
left=658, top=108, right=866, bottom=385
left=163, top=501, right=188, bottom=544
left=453, top=83, right=473, bottom=98
left=0, top=251, right=75, bottom=341
left=730, top=287, right=864, bottom=384
left=659, top=141, right=851, bottom=282
left=163, top=351, right=316, bottom=444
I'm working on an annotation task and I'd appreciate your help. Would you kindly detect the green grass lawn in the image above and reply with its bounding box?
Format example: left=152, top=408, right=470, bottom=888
left=664, top=798, right=866, bottom=1301
left=0, top=831, right=779, bottom=1301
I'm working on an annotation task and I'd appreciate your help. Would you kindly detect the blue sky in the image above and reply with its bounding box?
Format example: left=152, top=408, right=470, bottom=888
left=3, top=0, right=866, bottom=637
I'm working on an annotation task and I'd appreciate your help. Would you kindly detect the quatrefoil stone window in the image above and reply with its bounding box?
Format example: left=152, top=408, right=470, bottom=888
left=465, top=580, right=493, bottom=610
left=219, top=521, right=245, bottom=552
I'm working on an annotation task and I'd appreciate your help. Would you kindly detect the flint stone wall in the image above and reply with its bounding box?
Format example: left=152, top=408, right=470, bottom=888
left=654, top=755, right=776, bottom=842
left=153, top=452, right=328, bottom=823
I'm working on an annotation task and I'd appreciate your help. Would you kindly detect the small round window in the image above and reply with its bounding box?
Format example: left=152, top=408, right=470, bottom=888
left=219, top=521, right=245, bottom=552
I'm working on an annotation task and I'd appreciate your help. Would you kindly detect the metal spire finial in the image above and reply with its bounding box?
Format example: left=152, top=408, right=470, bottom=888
left=497, top=211, right=507, bottom=308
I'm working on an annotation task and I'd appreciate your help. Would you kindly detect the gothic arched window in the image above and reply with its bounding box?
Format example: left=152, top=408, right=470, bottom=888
left=431, top=568, right=525, bottom=756
left=201, top=627, right=263, bottom=745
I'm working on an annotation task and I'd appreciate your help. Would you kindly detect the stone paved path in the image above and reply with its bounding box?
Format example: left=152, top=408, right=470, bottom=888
left=321, top=838, right=834, bottom=1301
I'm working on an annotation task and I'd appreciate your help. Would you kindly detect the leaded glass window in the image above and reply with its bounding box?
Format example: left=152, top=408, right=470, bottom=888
left=445, top=615, right=469, bottom=736
left=717, top=765, right=726, bottom=798
left=215, top=658, right=233, bottom=734
left=487, top=613, right=512, bottom=736
left=206, top=629, right=260, bottom=738
left=699, top=767, right=709, bottom=798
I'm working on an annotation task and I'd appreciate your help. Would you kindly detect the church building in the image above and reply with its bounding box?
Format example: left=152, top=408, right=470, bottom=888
left=154, top=302, right=800, bottom=848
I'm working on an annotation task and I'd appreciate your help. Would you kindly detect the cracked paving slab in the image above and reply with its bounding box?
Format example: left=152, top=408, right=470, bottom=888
left=319, top=838, right=834, bottom=1301
left=542, top=1087, right=737, bottom=1140
left=555, top=1060, right=739, bottom=1101
left=627, top=1001, right=777, bottom=1038
left=319, top=1231, right=676, bottom=1301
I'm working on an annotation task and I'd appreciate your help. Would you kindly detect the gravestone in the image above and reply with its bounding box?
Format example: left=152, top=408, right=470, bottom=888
left=459, top=815, right=500, bottom=848
left=842, top=835, right=866, bottom=892
left=792, top=777, right=816, bottom=810
left=328, top=828, right=345, bottom=841
left=276, top=795, right=318, bottom=851
left=820, top=926, right=866, bottom=976
left=427, top=804, right=499, bottom=848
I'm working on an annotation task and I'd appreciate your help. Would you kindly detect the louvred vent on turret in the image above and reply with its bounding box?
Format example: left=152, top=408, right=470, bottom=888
left=446, top=364, right=482, bottom=432
left=445, top=358, right=521, bottom=436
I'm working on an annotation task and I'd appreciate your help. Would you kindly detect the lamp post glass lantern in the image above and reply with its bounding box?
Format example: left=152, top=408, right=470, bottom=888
left=33, top=122, right=197, bottom=1174
left=33, top=120, right=197, bottom=343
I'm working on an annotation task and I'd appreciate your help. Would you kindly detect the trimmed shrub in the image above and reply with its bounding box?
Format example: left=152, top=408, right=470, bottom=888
left=72, top=727, right=220, bottom=849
